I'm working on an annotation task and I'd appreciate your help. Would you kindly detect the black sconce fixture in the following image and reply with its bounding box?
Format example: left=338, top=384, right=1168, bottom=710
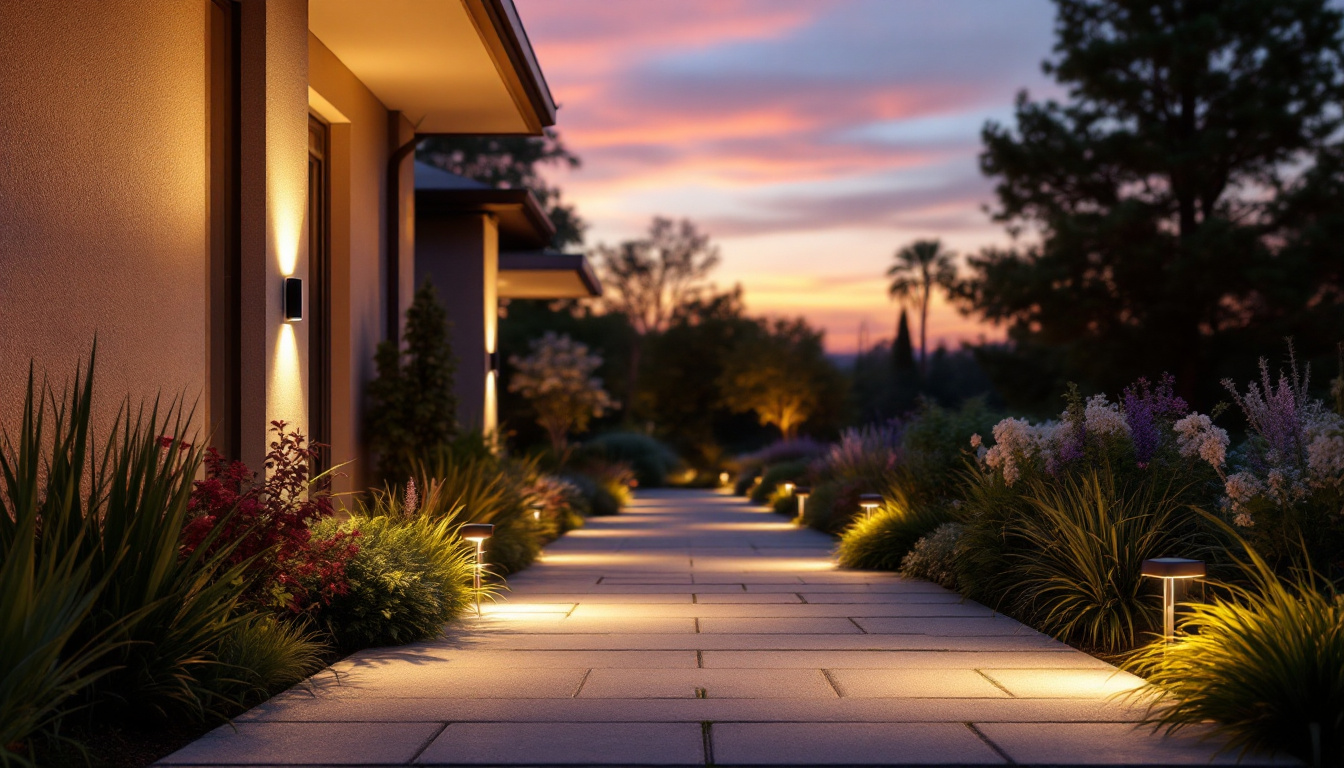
left=283, top=277, right=303, bottom=322
left=488, top=350, right=501, bottom=373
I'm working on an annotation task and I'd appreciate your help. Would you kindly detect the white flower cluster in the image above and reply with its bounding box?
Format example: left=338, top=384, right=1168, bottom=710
left=1305, top=410, right=1344, bottom=491
left=1083, top=395, right=1130, bottom=438
left=1173, top=413, right=1230, bottom=472
left=983, top=417, right=1058, bottom=486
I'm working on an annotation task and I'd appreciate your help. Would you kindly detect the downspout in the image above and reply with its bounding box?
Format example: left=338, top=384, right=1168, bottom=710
left=386, top=133, right=419, bottom=343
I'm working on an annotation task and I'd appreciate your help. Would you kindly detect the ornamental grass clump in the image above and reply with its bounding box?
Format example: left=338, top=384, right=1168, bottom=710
left=1126, top=543, right=1344, bottom=767
left=1006, top=470, right=1210, bottom=654
left=835, top=482, right=950, bottom=571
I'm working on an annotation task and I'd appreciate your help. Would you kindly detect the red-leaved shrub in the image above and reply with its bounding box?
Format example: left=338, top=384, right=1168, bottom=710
left=182, top=421, right=357, bottom=613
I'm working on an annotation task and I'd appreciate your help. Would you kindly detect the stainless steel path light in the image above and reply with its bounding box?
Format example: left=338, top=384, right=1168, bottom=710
left=1141, top=557, right=1205, bottom=642
left=793, top=485, right=811, bottom=523
left=461, top=523, right=495, bottom=617
left=859, top=494, right=882, bottom=520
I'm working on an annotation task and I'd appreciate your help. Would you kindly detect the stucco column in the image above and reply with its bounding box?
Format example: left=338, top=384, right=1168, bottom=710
left=238, top=0, right=310, bottom=470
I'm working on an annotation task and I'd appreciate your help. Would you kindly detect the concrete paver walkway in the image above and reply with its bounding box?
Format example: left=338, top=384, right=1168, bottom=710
left=162, top=490, right=1290, bottom=766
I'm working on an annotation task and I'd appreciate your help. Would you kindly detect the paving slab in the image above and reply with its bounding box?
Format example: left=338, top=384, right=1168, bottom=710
left=974, top=723, right=1296, bottom=765
left=169, top=488, right=1267, bottom=767
left=712, top=722, right=1006, bottom=765
left=158, top=722, right=442, bottom=765
left=418, top=722, right=704, bottom=765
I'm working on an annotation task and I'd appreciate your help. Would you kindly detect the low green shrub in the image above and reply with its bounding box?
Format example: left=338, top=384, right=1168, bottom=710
left=835, top=488, right=950, bottom=570
left=312, top=514, right=475, bottom=650
left=900, top=523, right=964, bottom=588
left=749, top=460, right=808, bottom=505
left=732, top=466, right=762, bottom=496
left=1126, top=544, right=1344, bottom=767
left=578, top=432, right=681, bottom=487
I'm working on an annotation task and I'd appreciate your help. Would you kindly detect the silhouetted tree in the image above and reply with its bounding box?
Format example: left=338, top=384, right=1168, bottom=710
left=888, top=239, right=956, bottom=376
left=957, top=0, right=1344, bottom=405
left=417, top=129, right=585, bottom=249
left=891, top=308, right=920, bottom=413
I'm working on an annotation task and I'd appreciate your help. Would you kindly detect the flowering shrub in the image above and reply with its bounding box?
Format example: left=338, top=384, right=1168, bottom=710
left=816, top=422, right=903, bottom=483
left=979, top=377, right=1220, bottom=488
left=1177, top=351, right=1344, bottom=570
left=509, top=332, right=617, bottom=453
left=182, top=421, right=358, bottom=613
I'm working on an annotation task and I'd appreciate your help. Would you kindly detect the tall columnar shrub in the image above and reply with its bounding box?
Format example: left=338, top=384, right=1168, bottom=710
left=367, top=279, right=459, bottom=484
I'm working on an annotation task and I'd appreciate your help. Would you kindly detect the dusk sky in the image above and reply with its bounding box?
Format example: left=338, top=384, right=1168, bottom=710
left=515, top=0, right=1062, bottom=355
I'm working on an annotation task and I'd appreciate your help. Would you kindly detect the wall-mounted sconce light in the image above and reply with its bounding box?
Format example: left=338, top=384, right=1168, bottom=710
left=283, top=277, right=303, bottom=322
left=858, top=493, right=882, bottom=520
left=460, top=523, right=495, bottom=617
left=794, top=485, right=811, bottom=523
left=488, top=350, right=501, bottom=374
left=1141, top=557, right=1205, bottom=642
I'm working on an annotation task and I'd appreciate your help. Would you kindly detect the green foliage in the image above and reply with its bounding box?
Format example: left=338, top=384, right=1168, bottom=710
left=414, top=449, right=542, bottom=574
left=960, top=0, right=1344, bottom=407
left=0, top=352, right=259, bottom=762
left=367, top=279, right=459, bottom=484
left=206, top=615, right=327, bottom=710
left=749, top=461, right=808, bottom=505
left=1126, top=542, right=1344, bottom=767
left=799, top=479, right=863, bottom=534
left=1007, top=471, right=1211, bottom=654
left=900, top=523, right=965, bottom=589
left=313, top=514, right=475, bottom=650
left=888, top=239, right=957, bottom=377
left=835, top=487, right=951, bottom=571
left=953, top=465, right=1035, bottom=608
left=578, top=432, right=681, bottom=488
left=417, top=129, right=586, bottom=249
left=719, top=318, right=847, bottom=439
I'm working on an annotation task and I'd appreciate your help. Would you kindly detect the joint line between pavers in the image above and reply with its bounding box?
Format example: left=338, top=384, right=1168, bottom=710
left=796, top=592, right=808, bottom=603
left=692, top=593, right=699, bottom=604
left=847, top=617, right=868, bottom=634
left=975, top=669, right=1016, bottom=697
left=571, top=668, right=593, bottom=698
left=966, top=722, right=1016, bottom=764
left=694, top=617, right=701, bottom=633
left=701, top=721, right=715, bottom=766
left=696, top=649, right=704, bottom=668
left=407, top=720, right=450, bottom=764
left=820, top=668, right=844, bottom=698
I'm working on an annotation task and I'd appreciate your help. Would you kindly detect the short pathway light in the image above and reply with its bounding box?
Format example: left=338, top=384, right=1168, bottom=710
left=859, top=493, right=882, bottom=520
left=793, top=485, right=811, bottom=522
left=460, top=523, right=495, bottom=617
left=782, top=482, right=795, bottom=495
left=1141, top=557, right=1205, bottom=642
left=719, top=471, right=730, bottom=486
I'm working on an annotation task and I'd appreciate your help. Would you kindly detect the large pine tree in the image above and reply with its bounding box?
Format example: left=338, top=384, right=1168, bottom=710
left=959, top=0, right=1344, bottom=404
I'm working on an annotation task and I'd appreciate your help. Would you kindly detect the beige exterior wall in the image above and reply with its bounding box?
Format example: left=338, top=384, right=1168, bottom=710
left=307, top=33, right=398, bottom=493
left=0, top=0, right=209, bottom=436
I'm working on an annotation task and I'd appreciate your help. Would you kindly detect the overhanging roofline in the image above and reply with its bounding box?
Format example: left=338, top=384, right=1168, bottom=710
left=416, top=187, right=555, bottom=249
left=462, top=0, right=557, bottom=133
left=500, top=251, right=603, bottom=298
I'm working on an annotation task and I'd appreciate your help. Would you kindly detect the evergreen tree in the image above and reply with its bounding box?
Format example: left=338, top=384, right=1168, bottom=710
left=366, top=280, right=458, bottom=484
left=891, top=309, right=921, bottom=414
left=958, top=0, right=1344, bottom=405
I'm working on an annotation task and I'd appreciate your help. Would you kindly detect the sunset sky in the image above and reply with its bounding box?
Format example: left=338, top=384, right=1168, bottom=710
left=515, top=0, right=1061, bottom=355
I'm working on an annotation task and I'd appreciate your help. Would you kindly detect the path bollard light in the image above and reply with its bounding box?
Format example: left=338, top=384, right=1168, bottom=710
left=793, top=485, right=811, bottom=522
left=719, top=471, right=730, bottom=486
left=531, top=505, right=542, bottom=523
left=460, top=523, right=495, bottom=617
left=1141, top=557, right=1205, bottom=642
left=782, top=482, right=795, bottom=496
left=859, top=494, right=883, bottom=520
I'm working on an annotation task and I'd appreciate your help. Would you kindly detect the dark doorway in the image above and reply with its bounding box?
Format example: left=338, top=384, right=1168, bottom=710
left=308, top=114, right=332, bottom=472
left=208, top=0, right=241, bottom=460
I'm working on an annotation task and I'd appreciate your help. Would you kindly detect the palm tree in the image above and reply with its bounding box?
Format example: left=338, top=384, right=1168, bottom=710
left=887, top=239, right=956, bottom=376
